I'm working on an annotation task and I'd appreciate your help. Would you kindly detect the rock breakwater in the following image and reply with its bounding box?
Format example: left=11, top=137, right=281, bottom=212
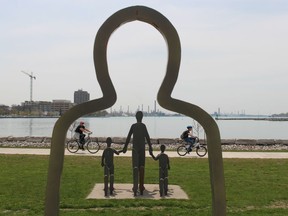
left=0, top=136, right=288, bottom=151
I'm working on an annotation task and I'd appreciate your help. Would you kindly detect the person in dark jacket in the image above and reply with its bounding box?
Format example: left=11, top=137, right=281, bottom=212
left=74, top=121, right=91, bottom=149
left=181, top=126, right=199, bottom=152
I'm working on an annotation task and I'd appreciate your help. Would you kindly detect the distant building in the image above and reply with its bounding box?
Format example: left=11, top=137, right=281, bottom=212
left=21, top=101, right=52, bottom=112
left=74, top=89, right=90, bottom=104
left=51, top=100, right=73, bottom=115
left=33, top=101, right=52, bottom=113
left=0, top=104, right=10, bottom=115
left=37, top=101, right=52, bottom=113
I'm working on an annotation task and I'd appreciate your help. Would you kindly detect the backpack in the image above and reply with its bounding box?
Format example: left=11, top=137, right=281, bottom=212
left=180, top=130, right=189, bottom=139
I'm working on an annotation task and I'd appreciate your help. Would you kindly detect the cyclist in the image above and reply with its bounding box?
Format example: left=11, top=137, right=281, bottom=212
left=181, top=126, right=198, bottom=152
left=74, top=121, right=91, bottom=149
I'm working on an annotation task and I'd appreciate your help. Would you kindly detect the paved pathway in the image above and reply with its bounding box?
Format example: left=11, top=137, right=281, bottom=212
left=1, top=148, right=288, bottom=159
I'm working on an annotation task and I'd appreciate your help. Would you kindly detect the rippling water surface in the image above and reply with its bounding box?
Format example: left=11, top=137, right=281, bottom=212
left=0, top=116, right=287, bottom=139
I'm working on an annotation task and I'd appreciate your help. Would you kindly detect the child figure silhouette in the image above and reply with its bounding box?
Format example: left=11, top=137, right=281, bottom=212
left=101, top=137, right=122, bottom=196
left=150, top=144, right=170, bottom=197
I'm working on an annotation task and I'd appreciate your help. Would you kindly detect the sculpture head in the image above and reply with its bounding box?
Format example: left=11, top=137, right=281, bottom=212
left=160, top=144, right=166, bottom=153
left=106, top=137, right=112, bottom=147
left=136, top=111, right=143, bottom=122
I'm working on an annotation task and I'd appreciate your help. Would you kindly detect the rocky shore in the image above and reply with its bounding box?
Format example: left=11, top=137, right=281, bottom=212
left=0, top=136, right=288, bottom=151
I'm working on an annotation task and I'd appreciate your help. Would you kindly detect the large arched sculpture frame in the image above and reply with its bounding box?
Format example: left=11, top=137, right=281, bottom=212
left=45, top=5, right=226, bottom=216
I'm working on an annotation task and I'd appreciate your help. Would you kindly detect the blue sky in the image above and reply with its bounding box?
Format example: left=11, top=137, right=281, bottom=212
left=1, top=0, right=288, bottom=115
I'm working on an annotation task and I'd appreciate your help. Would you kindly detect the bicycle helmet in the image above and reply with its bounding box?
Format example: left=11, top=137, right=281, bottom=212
left=187, top=125, right=192, bottom=129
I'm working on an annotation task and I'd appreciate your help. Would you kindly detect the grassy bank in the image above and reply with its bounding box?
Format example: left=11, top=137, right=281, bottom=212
left=0, top=155, right=288, bottom=215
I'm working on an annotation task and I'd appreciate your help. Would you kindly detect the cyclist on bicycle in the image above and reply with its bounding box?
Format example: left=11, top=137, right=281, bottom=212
left=181, top=126, right=198, bottom=152
left=74, top=121, right=91, bottom=149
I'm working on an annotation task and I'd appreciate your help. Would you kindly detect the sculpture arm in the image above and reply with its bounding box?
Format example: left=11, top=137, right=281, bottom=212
left=101, top=151, right=105, bottom=167
left=144, top=126, right=153, bottom=152
left=154, top=154, right=160, bottom=161
left=150, top=151, right=156, bottom=160
left=114, top=149, right=120, bottom=155
left=123, top=126, right=133, bottom=153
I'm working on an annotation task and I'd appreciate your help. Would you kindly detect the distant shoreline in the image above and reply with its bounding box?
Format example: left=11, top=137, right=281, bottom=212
left=215, top=117, right=288, bottom=121
left=2, top=115, right=288, bottom=121
left=0, top=116, right=60, bottom=119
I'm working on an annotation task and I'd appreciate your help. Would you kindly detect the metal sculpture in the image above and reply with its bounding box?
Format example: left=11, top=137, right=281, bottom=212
left=45, top=5, right=226, bottom=216
left=151, top=144, right=170, bottom=197
left=122, top=111, right=153, bottom=196
left=101, top=137, right=121, bottom=196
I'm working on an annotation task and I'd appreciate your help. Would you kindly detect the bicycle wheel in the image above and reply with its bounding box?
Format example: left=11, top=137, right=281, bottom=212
left=87, top=140, right=100, bottom=154
left=67, top=140, right=79, bottom=153
left=177, top=145, right=188, bottom=156
left=196, top=145, right=207, bottom=157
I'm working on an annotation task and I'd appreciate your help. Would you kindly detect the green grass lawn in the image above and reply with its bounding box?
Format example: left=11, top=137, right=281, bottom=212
left=0, top=155, right=287, bottom=215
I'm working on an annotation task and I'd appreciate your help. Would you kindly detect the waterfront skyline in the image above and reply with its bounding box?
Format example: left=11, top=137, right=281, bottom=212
left=1, top=1, right=288, bottom=115
left=0, top=98, right=279, bottom=116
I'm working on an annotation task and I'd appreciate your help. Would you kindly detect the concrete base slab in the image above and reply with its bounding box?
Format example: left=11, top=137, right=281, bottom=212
left=86, top=183, right=189, bottom=200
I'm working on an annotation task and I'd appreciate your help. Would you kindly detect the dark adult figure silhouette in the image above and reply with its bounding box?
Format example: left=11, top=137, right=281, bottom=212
left=123, top=111, right=153, bottom=196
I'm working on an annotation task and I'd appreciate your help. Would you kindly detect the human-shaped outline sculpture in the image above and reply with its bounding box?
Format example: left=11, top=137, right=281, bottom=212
left=151, top=144, right=170, bottom=197
left=45, top=5, right=226, bottom=216
left=101, top=137, right=121, bottom=196
left=122, top=111, right=153, bottom=196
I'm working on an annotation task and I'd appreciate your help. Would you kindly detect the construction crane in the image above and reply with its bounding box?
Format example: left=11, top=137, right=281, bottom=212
left=21, top=70, right=36, bottom=102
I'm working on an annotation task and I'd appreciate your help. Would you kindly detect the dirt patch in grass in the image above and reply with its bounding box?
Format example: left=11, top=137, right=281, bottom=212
left=268, top=201, right=288, bottom=209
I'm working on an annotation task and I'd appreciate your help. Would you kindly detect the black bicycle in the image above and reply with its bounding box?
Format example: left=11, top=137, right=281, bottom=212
left=66, top=132, right=100, bottom=154
left=177, top=139, right=207, bottom=157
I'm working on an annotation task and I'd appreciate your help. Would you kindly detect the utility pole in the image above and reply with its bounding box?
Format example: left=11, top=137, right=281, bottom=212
left=21, top=71, right=36, bottom=102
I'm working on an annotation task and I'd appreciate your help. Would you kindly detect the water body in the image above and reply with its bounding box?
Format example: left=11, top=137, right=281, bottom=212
left=0, top=116, right=287, bottom=139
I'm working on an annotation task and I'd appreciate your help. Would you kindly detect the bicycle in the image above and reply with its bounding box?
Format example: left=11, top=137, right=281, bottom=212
left=66, top=132, right=100, bottom=154
left=177, top=139, right=207, bottom=157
